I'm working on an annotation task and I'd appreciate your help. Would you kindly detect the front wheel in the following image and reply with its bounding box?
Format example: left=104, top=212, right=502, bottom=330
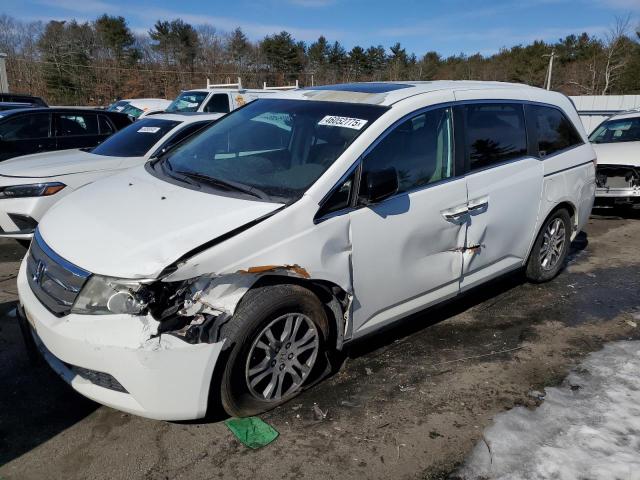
left=525, top=209, right=571, bottom=283
left=218, top=284, right=329, bottom=418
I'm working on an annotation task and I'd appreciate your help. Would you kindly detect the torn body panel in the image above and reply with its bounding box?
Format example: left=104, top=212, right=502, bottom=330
left=460, top=158, right=543, bottom=292
left=153, top=199, right=354, bottom=347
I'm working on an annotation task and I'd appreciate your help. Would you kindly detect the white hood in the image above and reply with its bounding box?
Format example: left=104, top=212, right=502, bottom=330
left=593, top=142, right=640, bottom=167
left=0, top=149, right=126, bottom=178
left=38, top=166, right=283, bottom=278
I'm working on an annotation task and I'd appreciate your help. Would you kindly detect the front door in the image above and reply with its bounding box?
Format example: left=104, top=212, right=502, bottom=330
left=350, top=106, right=468, bottom=337
left=0, top=112, right=53, bottom=160
left=457, top=102, right=543, bottom=290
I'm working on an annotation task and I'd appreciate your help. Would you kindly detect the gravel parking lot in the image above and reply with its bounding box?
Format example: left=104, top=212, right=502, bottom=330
left=1, top=211, right=639, bottom=480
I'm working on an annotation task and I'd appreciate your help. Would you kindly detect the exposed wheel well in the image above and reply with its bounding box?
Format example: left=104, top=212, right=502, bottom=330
left=248, top=275, right=349, bottom=351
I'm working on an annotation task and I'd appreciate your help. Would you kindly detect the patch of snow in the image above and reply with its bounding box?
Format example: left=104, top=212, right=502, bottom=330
left=455, top=341, right=640, bottom=480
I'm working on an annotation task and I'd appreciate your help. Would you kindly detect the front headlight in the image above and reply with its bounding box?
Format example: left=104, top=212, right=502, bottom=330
left=0, top=182, right=66, bottom=199
left=71, top=275, right=149, bottom=315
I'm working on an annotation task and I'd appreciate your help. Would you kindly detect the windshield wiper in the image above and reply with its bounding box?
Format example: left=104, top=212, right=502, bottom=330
left=174, top=170, right=268, bottom=200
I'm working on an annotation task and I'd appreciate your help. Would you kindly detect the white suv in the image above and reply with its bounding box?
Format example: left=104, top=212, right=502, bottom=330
left=17, top=81, right=596, bottom=420
left=0, top=113, right=222, bottom=242
left=589, top=110, right=640, bottom=208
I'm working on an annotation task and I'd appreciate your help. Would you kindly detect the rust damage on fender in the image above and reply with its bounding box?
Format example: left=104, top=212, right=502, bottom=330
left=240, top=264, right=311, bottom=278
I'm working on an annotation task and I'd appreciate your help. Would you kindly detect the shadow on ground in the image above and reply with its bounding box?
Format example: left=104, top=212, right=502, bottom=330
left=0, top=300, right=99, bottom=466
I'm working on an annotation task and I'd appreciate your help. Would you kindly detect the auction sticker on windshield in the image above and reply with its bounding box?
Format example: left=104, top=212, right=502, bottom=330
left=318, top=116, right=368, bottom=130
left=138, top=127, right=161, bottom=133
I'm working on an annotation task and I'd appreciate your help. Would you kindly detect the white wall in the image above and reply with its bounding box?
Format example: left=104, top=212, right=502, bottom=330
left=570, top=95, right=640, bottom=133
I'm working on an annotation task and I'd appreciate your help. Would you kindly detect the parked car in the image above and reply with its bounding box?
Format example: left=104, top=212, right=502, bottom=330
left=589, top=109, right=640, bottom=208
left=107, top=99, right=172, bottom=119
left=0, top=113, right=221, bottom=242
left=0, top=108, right=132, bottom=161
left=166, top=79, right=296, bottom=114
left=17, top=81, right=595, bottom=421
left=0, top=102, right=39, bottom=112
left=0, top=93, right=47, bottom=107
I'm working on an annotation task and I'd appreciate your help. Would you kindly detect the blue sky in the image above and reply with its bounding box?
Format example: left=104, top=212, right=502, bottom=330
left=2, top=0, right=639, bottom=56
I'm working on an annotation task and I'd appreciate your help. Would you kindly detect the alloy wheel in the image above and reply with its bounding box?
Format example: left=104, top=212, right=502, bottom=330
left=539, top=218, right=566, bottom=271
left=245, top=313, right=319, bottom=402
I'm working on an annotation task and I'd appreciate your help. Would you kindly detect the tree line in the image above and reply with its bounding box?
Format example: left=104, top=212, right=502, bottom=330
left=0, top=13, right=638, bottom=105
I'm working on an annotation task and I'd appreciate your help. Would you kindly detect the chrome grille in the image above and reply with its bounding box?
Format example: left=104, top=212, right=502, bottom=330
left=27, top=231, right=90, bottom=316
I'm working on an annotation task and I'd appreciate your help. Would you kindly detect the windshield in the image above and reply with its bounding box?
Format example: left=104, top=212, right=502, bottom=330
left=107, top=100, right=129, bottom=112
left=589, top=117, right=640, bottom=144
left=121, top=104, right=144, bottom=118
left=156, top=99, right=387, bottom=202
left=166, top=91, right=209, bottom=113
left=91, top=118, right=181, bottom=157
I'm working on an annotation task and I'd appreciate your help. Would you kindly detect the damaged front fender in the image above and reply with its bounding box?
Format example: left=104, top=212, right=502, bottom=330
left=148, top=264, right=351, bottom=350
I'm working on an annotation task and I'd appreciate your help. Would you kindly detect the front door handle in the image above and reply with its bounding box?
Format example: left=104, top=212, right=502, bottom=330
left=441, top=205, right=469, bottom=221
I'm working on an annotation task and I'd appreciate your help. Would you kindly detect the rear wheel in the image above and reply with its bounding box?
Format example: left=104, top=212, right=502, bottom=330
left=525, top=209, right=571, bottom=283
left=218, top=284, right=329, bottom=417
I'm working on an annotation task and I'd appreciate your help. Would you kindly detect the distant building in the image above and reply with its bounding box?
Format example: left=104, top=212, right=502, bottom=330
left=570, top=95, right=640, bottom=133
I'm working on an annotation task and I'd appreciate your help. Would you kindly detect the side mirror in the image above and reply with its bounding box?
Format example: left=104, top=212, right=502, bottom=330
left=362, top=167, right=399, bottom=204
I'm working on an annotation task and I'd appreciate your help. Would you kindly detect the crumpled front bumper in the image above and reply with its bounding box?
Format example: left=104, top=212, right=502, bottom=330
left=595, top=165, right=640, bottom=202
left=17, top=260, right=225, bottom=421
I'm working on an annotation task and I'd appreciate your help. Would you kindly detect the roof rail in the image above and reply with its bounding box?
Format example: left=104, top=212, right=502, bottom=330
left=262, top=80, right=299, bottom=90
left=206, top=77, right=243, bottom=90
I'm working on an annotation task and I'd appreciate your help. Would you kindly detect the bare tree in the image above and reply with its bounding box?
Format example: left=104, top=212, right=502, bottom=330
left=601, top=15, right=631, bottom=95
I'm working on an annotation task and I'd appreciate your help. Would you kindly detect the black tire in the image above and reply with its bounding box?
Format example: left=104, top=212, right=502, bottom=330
left=217, top=283, right=329, bottom=418
left=525, top=208, right=571, bottom=283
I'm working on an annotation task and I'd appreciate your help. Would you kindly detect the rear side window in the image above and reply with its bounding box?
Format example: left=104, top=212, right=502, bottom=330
left=531, top=105, right=583, bottom=156
left=204, top=94, right=230, bottom=114
left=91, top=118, right=180, bottom=157
left=0, top=113, right=51, bottom=140
left=56, top=113, right=98, bottom=137
left=464, top=103, right=527, bottom=170
left=361, top=106, right=454, bottom=195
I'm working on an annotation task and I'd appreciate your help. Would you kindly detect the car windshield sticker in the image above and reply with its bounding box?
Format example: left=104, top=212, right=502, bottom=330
left=137, top=126, right=161, bottom=133
left=318, top=116, right=368, bottom=130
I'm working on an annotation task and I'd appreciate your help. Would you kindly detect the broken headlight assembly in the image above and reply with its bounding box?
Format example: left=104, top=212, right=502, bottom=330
left=71, top=276, right=150, bottom=315
left=0, top=182, right=66, bottom=199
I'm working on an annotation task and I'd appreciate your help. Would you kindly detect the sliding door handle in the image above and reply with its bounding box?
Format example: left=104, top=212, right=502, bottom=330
left=467, top=197, right=489, bottom=213
left=441, top=205, right=469, bottom=221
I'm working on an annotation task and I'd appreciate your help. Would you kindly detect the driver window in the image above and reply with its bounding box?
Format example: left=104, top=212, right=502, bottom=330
left=360, top=107, right=453, bottom=196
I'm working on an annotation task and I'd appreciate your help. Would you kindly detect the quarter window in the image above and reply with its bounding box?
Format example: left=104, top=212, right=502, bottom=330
left=531, top=105, right=582, bottom=156
left=57, top=114, right=98, bottom=137
left=317, top=171, right=355, bottom=218
left=360, top=107, right=454, bottom=196
left=464, top=103, right=527, bottom=170
left=98, top=115, right=115, bottom=135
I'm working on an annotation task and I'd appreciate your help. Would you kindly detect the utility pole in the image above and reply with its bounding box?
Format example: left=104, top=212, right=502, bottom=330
left=0, top=53, right=8, bottom=93
left=542, top=49, right=556, bottom=90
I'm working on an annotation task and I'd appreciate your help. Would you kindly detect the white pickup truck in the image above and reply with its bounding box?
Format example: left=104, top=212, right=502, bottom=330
left=165, top=79, right=298, bottom=114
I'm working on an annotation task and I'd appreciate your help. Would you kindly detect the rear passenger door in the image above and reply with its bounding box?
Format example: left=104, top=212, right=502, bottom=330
left=0, top=112, right=54, bottom=160
left=457, top=101, right=543, bottom=290
left=54, top=112, right=100, bottom=150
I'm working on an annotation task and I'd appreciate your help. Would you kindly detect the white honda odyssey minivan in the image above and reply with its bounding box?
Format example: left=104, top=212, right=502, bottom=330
left=17, top=81, right=596, bottom=420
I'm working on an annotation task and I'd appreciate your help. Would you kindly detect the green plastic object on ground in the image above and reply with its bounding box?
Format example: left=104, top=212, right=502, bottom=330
left=224, top=417, right=279, bottom=449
